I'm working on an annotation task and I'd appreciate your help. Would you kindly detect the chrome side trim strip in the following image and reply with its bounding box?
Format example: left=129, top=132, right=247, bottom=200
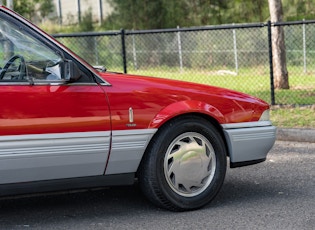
left=0, top=82, right=99, bottom=86
left=0, top=82, right=30, bottom=86
left=221, top=121, right=272, bottom=129
left=0, top=131, right=110, bottom=184
left=105, top=129, right=158, bottom=175
left=99, top=82, right=111, bottom=86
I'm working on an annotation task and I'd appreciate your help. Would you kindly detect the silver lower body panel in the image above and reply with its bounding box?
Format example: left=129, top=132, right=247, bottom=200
left=223, top=123, right=276, bottom=164
left=0, top=131, right=110, bottom=184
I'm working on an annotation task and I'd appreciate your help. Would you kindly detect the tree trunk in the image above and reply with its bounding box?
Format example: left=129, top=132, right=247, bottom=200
left=268, top=0, right=289, bottom=89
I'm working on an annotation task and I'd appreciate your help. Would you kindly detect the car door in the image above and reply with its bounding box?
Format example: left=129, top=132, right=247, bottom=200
left=0, top=10, right=111, bottom=184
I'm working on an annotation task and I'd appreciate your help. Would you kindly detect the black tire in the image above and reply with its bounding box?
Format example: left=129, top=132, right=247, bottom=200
left=138, top=115, right=227, bottom=211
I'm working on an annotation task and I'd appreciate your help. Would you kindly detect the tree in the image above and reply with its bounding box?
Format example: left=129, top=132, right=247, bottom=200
left=8, top=0, right=54, bottom=22
left=282, top=0, right=315, bottom=21
left=106, top=0, right=271, bottom=29
left=228, top=0, right=269, bottom=23
left=268, top=0, right=289, bottom=89
left=37, top=0, right=54, bottom=19
left=105, top=0, right=315, bottom=32
left=107, top=0, right=165, bottom=29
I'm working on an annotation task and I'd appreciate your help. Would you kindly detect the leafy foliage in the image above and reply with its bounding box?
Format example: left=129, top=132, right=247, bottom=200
left=104, top=0, right=315, bottom=30
left=7, top=0, right=315, bottom=31
left=106, top=0, right=229, bottom=29
left=4, top=0, right=54, bottom=22
left=105, top=0, right=270, bottom=29
left=78, top=8, right=94, bottom=32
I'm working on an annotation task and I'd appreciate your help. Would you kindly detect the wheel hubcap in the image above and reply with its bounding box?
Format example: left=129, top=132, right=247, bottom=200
left=164, top=132, right=216, bottom=197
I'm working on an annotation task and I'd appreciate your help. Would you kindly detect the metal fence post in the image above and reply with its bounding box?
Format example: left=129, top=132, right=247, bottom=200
left=177, top=26, right=183, bottom=73
left=267, top=21, right=276, bottom=105
left=121, top=29, right=127, bottom=73
left=57, top=0, right=62, bottom=25
left=303, top=19, right=306, bottom=73
left=94, top=37, right=99, bottom=65
left=77, top=0, right=81, bottom=23
left=132, top=32, right=138, bottom=70
left=99, top=0, right=103, bottom=25
left=232, top=25, right=238, bottom=75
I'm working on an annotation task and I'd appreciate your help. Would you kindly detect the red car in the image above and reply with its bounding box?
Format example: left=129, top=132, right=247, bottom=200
left=0, top=6, right=276, bottom=211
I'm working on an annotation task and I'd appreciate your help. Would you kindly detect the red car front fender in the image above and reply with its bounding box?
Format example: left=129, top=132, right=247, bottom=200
left=149, top=100, right=226, bottom=128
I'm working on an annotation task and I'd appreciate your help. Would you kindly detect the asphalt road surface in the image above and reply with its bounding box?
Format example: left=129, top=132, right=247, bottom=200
left=0, top=141, right=314, bottom=230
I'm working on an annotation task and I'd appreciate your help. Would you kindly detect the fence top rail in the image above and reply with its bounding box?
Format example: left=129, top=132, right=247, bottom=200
left=126, top=23, right=267, bottom=35
left=51, top=19, right=315, bottom=38
left=52, top=23, right=267, bottom=38
left=52, top=31, right=120, bottom=38
left=273, top=19, right=315, bottom=26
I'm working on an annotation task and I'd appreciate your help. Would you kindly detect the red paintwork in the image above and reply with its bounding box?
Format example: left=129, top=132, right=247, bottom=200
left=101, top=72, right=269, bottom=130
left=0, top=85, right=110, bottom=135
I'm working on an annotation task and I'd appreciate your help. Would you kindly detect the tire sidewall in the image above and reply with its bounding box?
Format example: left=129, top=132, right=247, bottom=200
left=152, top=117, right=227, bottom=210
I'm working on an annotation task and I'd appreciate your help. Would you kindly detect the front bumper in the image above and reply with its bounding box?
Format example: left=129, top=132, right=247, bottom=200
left=222, top=121, right=276, bottom=168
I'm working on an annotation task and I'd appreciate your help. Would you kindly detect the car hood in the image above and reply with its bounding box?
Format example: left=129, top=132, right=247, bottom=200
left=97, top=71, right=269, bottom=125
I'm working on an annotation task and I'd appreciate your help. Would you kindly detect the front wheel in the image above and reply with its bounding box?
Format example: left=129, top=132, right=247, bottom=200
left=138, top=115, right=227, bottom=211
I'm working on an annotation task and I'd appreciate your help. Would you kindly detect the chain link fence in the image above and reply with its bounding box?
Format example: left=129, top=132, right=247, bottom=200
left=54, top=21, right=315, bottom=106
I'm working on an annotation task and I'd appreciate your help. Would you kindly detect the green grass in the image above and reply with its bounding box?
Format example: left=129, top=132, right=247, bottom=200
left=271, top=106, right=315, bottom=128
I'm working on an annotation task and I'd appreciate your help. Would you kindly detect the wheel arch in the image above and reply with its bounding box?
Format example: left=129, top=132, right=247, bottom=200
left=148, top=100, right=226, bottom=129
left=146, top=100, right=229, bottom=157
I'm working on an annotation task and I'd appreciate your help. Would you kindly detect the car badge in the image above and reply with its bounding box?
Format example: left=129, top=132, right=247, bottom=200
left=126, top=107, right=136, bottom=127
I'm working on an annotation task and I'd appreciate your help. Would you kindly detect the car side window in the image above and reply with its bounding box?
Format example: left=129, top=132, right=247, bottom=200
left=0, top=16, right=63, bottom=82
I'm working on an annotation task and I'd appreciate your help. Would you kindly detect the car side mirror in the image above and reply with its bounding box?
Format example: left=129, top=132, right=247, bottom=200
left=63, top=59, right=82, bottom=82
